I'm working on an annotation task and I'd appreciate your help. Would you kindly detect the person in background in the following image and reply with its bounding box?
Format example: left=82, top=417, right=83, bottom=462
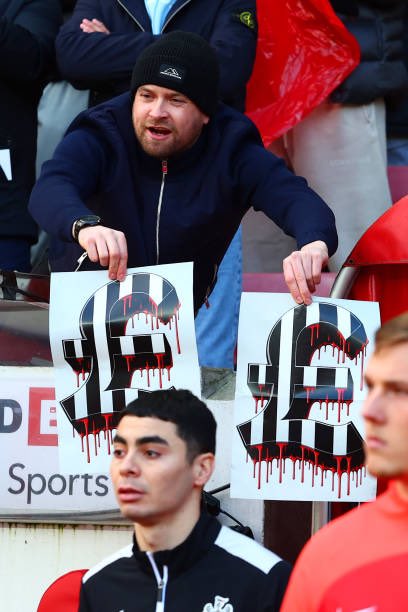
left=55, top=0, right=257, bottom=370
left=0, top=0, right=61, bottom=272
left=281, top=311, right=408, bottom=611
left=79, top=389, right=292, bottom=611
left=386, top=4, right=408, bottom=168
left=244, top=0, right=408, bottom=274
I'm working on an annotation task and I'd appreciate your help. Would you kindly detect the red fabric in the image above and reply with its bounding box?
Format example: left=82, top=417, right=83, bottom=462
left=37, top=569, right=87, bottom=611
left=281, top=483, right=408, bottom=611
left=345, top=195, right=408, bottom=266
left=246, top=0, right=360, bottom=146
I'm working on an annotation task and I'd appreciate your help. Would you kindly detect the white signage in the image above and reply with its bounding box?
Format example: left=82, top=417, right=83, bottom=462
left=49, top=263, right=200, bottom=474
left=0, top=367, right=117, bottom=517
left=231, top=294, right=380, bottom=502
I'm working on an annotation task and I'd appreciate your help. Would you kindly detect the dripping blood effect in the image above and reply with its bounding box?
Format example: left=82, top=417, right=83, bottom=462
left=337, top=388, right=345, bottom=423
left=123, top=295, right=132, bottom=317
left=336, top=456, right=342, bottom=498
left=256, top=445, right=263, bottom=489
left=306, top=386, right=315, bottom=403
left=173, top=311, right=181, bottom=354
left=277, top=443, right=286, bottom=483
left=254, top=397, right=259, bottom=414
left=103, top=414, right=112, bottom=454
left=312, top=450, right=319, bottom=487
left=310, top=323, right=319, bottom=345
left=156, top=354, right=164, bottom=388
left=82, top=418, right=91, bottom=464
left=360, top=345, right=366, bottom=391
left=265, top=448, right=270, bottom=483
left=346, top=457, right=351, bottom=495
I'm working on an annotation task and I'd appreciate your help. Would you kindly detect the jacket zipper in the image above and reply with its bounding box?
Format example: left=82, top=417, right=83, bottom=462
left=156, top=160, right=167, bottom=264
left=162, top=0, right=193, bottom=31
left=116, top=0, right=145, bottom=30
left=146, top=551, right=169, bottom=612
left=116, top=0, right=193, bottom=32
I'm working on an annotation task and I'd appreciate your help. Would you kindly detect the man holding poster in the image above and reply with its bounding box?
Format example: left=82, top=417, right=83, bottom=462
left=78, top=389, right=291, bottom=611
left=281, top=312, right=408, bottom=611
left=29, top=31, right=337, bottom=315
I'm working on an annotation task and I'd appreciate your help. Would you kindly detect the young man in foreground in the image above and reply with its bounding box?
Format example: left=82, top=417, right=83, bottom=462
left=79, top=389, right=291, bottom=611
left=281, top=312, right=408, bottom=611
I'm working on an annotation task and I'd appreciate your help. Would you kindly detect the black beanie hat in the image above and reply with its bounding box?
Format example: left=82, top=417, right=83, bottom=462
left=130, top=31, right=220, bottom=116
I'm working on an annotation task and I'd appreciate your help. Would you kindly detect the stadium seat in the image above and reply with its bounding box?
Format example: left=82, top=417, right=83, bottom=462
left=330, top=194, right=408, bottom=324
left=37, top=569, right=87, bottom=611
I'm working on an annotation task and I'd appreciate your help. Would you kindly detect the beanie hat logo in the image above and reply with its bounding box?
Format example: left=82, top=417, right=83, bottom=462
left=159, top=64, right=185, bottom=81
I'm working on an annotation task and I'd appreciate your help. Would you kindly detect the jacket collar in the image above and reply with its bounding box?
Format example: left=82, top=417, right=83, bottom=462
left=132, top=511, right=221, bottom=577
left=116, top=0, right=193, bottom=32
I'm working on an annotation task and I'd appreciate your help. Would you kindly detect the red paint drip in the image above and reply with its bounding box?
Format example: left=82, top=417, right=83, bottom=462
left=173, top=310, right=181, bottom=354
left=265, top=448, right=270, bottom=484
left=310, top=323, right=319, bottom=345
left=337, top=388, right=345, bottom=423
left=123, top=294, right=132, bottom=317
left=312, top=450, right=319, bottom=487
left=336, top=456, right=342, bottom=498
left=301, top=446, right=305, bottom=483
left=156, top=353, right=164, bottom=388
left=346, top=456, right=352, bottom=495
left=103, top=414, right=112, bottom=455
left=277, top=443, right=286, bottom=483
left=255, top=445, right=263, bottom=489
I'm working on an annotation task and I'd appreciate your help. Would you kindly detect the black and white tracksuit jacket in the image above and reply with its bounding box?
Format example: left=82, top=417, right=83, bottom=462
left=78, top=512, right=291, bottom=611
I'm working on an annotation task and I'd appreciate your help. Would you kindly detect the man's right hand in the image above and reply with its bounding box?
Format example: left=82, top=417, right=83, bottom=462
left=78, top=225, right=128, bottom=281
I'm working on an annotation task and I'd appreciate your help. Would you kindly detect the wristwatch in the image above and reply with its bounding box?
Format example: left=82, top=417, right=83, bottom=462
left=72, top=215, right=101, bottom=242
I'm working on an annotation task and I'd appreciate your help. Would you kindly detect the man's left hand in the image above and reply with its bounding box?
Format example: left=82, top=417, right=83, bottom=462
left=80, top=18, right=110, bottom=34
left=283, top=240, right=329, bottom=306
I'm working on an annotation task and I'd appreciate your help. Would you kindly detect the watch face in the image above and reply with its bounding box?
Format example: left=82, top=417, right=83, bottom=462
left=80, top=215, right=101, bottom=224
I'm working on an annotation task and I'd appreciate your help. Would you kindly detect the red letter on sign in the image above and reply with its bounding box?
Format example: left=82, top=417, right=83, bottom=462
left=28, top=387, right=58, bottom=446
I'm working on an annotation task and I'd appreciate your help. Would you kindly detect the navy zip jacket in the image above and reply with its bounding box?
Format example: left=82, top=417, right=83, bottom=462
left=28, top=94, right=338, bottom=311
left=56, top=0, right=257, bottom=111
left=330, top=0, right=408, bottom=105
left=79, top=512, right=291, bottom=611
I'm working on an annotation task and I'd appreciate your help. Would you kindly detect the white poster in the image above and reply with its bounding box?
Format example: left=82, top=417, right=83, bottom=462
left=49, top=262, right=200, bottom=473
left=0, top=367, right=117, bottom=517
left=231, top=294, right=380, bottom=502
